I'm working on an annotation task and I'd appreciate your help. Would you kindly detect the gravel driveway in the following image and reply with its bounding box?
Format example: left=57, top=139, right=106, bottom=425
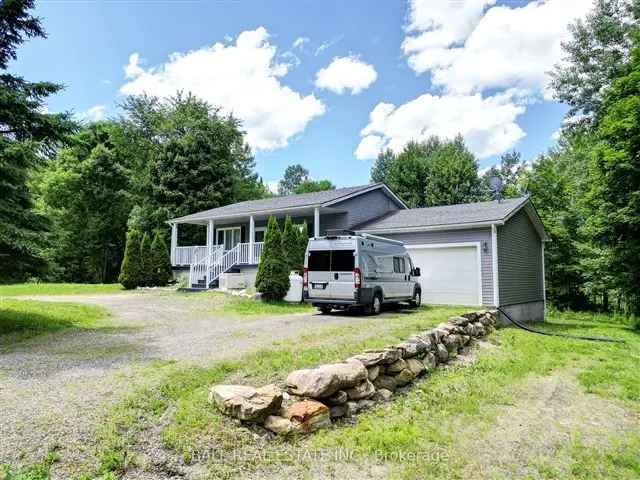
left=0, top=291, right=374, bottom=473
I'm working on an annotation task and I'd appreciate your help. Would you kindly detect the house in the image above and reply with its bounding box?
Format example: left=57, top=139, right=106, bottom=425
left=168, top=182, right=548, bottom=322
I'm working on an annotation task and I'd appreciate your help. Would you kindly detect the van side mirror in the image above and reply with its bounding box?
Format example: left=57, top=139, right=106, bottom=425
left=412, top=267, right=421, bottom=277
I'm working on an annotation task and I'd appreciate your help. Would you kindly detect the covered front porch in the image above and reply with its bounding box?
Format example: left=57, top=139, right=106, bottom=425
left=169, top=206, right=323, bottom=268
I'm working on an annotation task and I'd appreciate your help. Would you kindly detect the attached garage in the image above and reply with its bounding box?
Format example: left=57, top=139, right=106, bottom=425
left=355, top=196, right=548, bottom=323
left=406, top=244, right=481, bottom=306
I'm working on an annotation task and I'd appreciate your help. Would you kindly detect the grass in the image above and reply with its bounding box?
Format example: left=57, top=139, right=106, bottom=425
left=86, top=305, right=463, bottom=478
left=89, top=307, right=640, bottom=479
left=0, top=298, right=110, bottom=344
left=0, top=283, right=124, bottom=297
left=183, top=290, right=314, bottom=316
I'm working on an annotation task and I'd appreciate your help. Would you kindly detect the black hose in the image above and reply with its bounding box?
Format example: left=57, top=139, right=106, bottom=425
left=496, top=306, right=625, bottom=344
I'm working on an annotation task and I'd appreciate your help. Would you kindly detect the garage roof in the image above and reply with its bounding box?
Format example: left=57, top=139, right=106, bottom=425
left=356, top=196, right=542, bottom=233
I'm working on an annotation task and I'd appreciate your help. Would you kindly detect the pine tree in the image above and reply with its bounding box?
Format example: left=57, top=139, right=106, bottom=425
left=118, top=228, right=143, bottom=289
left=255, top=216, right=290, bottom=300
left=139, top=232, right=153, bottom=286
left=150, top=231, right=172, bottom=286
left=281, top=216, right=299, bottom=272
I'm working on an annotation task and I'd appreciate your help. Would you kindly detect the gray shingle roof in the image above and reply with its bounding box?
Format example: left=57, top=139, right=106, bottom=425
left=170, top=183, right=384, bottom=223
left=355, top=196, right=530, bottom=231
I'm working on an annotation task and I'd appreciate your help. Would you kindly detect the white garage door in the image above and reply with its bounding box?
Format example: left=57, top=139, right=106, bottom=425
left=408, top=245, right=481, bottom=306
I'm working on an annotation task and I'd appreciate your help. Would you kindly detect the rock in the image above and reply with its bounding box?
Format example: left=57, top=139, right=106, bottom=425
left=373, top=375, right=397, bottom=392
left=461, top=335, right=471, bottom=345
left=448, top=316, right=471, bottom=326
left=286, top=361, right=367, bottom=398
left=436, top=343, right=449, bottom=363
left=428, top=328, right=450, bottom=344
left=396, top=336, right=429, bottom=358
left=367, top=365, right=380, bottom=381
left=345, top=379, right=376, bottom=400
left=326, top=390, right=348, bottom=406
left=387, top=358, right=407, bottom=374
left=209, top=384, right=283, bottom=423
left=423, top=352, right=437, bottom=372
left=349, top=348, right=401, bottom=366
left=405, top=358, right=426, bottom=376
left=263, top=415, right=296, bottom=435
left=330, top=405, right=347, bottom=419
left=287, top=400, right=331, bottom=433
left=357, top=399, right=376, bottom=411
left=444, top=334, right=462, bottom=353
left=473, top=322, right=486, bottom=337
left=394, top=368, right=415, bottom=386
left=373, top=388, right=393, bottom=402
left=345, top=401, right=359, bottom=417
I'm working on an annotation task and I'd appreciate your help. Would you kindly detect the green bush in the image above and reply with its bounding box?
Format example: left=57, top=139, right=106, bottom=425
left=118, top=228, right=143, bottom=289
left=281, top=216, right=298, bottom=273
left=139, top=233, right=153, bottom=287
left=150, top=231, right=172, bottom=286
left=296, top=221, right=309, bottom=272
left=255, top=216, right=290, bottom=300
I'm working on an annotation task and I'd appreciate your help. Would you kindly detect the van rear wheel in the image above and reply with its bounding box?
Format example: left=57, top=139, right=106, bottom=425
left=319, top=306, right=332, bottom=315
left=365, top=293, right=382, bottom=316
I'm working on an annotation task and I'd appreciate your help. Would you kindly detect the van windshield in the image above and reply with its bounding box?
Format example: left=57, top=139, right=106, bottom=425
left=307, top=250, right=355, bottom=271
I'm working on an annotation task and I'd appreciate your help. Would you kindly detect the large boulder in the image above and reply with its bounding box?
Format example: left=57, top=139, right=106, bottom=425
left=405, top=358, right=426, bottom=376
left=264, top=415, right=296, bottom=435
left=386, top=358, right=407, bottom=374
left=423, top=352, right=437, bottom=372
left=209, top=384, right=282, bottom=422
left=435, top=343, right=449, bottom=363
left=397, top=336, right=430, bottom=358
left=286, top=361, right=367, bottom=398
left=287, top=400, right=331, bottom=433
left=367, top=365, right=381, bottom=381
left=395, top=368, right=416, bottom=386
left=348, top=348, right=401, bottom=367
left=373, top=375, right=397, bottom=392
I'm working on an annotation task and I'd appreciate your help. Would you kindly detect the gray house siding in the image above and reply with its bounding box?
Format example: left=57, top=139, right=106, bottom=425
left=497, top=209, right=543, bottom=306
left=375, top=228, right=494, bottom=306
left=330, top=189, right=402, bottom=229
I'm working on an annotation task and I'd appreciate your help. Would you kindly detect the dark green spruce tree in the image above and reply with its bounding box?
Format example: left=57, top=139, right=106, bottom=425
left=139, top=232, right=153, bottom=286
left=119, top=228, right=143, bottom=289
left=150, top=231, right=172, bottom=287
left=255, top=216, right=290, bottom=300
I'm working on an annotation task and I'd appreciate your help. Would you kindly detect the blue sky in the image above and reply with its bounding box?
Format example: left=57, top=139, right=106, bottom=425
left=13, top=0, right=593, bottom=188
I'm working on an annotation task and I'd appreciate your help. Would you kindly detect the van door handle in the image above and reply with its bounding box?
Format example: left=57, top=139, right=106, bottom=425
left=334, top=273, right=339, bottom=280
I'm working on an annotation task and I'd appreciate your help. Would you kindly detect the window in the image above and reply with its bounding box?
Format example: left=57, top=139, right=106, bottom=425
left=393, top=257, right=405, bottom=273
left=331, top=250, right=355, bottom=271
left=375, top=255, right=394, bottom=273
left=308, top=250, right=331, bottom=271
left=254, top=227, right=265, bottom=243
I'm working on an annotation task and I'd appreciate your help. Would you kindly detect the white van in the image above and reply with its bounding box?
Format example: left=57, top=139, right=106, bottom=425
left=303, top=231, right=421, bottom=315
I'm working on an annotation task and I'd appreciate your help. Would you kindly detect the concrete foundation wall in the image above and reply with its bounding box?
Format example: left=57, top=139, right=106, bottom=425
left=497, top=300, right=545, bottom=325
left=239, top=266, right=258, bottom=288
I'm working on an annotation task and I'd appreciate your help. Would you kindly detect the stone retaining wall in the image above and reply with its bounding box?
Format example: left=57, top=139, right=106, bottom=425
left=209, top=309, right=497, bottom=435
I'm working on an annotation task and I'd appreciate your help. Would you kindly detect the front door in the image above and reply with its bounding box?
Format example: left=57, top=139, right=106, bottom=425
left=217, top=227, right=241, bottom=251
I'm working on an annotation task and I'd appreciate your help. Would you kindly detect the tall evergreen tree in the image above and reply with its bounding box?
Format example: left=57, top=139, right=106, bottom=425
left=150, top=231, right=172, bottom=287
left=281, top=216, right=298, bottom=272
left=370, top=148, right=395, bottom=184
left=139, top=232, right=152, bottom=286
left=278, top=164, right=309, bottom=195
left=118, top=228, right=143, bottom=289
left=480, top=151, right=527, bottom=200
left=255, top=216, right=290, bottom=300
left=0, top=0, right=74, bottom=281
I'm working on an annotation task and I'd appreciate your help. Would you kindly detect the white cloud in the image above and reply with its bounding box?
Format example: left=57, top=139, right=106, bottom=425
left=292, top=36, right=309, bottom=49
left=266, top=180, right=279, bottom=194
left=79, top=104, right=107, bottom=122
left=355, top=92, right=525, bottom=160
left=314, top=35, right=343, bottom=56
left=403, top=0, right=592, bottom=99
left=315, top=56, right=377, bottom=95
left=120, top=27, right=325, bottom=151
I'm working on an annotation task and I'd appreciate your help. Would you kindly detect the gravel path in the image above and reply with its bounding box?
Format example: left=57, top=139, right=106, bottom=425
left=0, top=292, right=373, bottom=474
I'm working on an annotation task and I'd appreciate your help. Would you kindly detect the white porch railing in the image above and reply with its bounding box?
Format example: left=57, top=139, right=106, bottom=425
left=174, top=246, right=208, bottom=266
left=188, top=242, right=264, bottom=288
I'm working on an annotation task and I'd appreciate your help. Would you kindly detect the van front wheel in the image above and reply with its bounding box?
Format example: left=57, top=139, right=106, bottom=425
left=319, top=306, right=332, bottom=315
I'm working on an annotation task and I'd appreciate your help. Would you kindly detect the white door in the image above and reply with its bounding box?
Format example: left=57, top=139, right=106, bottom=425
left=408, top=245, right=481, bottom=306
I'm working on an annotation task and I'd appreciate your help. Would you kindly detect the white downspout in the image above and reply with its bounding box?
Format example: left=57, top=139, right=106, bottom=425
left=541, top=242, right=546, bottom=319
left=207, top=219, right=215, bottom=256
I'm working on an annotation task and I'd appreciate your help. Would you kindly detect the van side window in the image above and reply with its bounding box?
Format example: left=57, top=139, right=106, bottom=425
left=375, top=255, right=394, bottom=273
left=308, top=250, right=330, bottom=271
left=332, top=250, right=355, bottom=271
left=393, top=257, right=405, bottom=273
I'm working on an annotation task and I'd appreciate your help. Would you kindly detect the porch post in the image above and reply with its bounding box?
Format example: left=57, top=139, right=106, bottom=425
left=249, top=215, right=255, bottom=264
left=314, top=207, right=320, bottom=238
left=207, top=219, right=215, bottom=256
left=170, top=222, right=178, bottom=265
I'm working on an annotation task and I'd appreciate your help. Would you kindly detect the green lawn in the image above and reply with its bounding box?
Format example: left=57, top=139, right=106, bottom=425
left=0, top=298, right=109, bottom=343
left=0, top=283, right=124, bottom=297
